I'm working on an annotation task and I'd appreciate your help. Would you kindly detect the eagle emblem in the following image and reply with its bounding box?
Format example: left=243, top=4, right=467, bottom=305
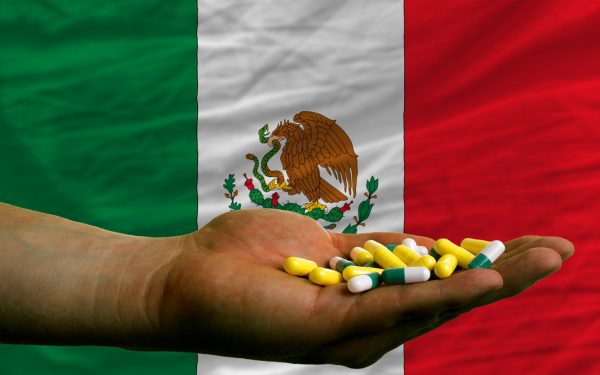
left=266, top=111, right=358, bottom=211
left=222, top=111, right=380, bottom=233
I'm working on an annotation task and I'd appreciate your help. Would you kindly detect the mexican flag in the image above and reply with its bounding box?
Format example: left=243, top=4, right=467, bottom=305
left=1, top=1, right=599, bottom=375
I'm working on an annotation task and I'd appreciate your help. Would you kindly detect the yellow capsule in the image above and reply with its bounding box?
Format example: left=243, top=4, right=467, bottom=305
left=308, top=267, right=343, bottom=286
left=350, top=246, right=374, bottom=266
left=363, top=240, right=388, bottom=255
left=392, top=245, right=422, bottom=265
left=409, top=254, right=437, bottom=271
left=283, top=257, right=318, bottom=276
left=461, top=238, right=491, bottom=255
left=342, top=266, right=384, bottom=281
left=434, top=238, right=475, bottom=269
left=374, top=248, right=407, bottom=269
left=434, top=254, right=458, bottom=279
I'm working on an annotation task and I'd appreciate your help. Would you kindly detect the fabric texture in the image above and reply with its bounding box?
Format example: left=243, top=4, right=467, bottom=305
left=404, top=1, right=600, bottom=374
left=196, top=0, right=406, bottom=373
left=1, top=0, right=599, bottom=374
left=0, top=1, right=198, bottom=374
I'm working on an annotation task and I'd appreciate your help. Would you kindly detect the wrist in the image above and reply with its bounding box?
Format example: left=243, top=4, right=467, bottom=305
left=88, top=235, right=186, bottom=347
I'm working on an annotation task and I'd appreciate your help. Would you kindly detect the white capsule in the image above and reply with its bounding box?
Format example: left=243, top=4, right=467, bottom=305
left=415, top=245, right=429, bottom=256
left=401, top=238, right=417, bottom=251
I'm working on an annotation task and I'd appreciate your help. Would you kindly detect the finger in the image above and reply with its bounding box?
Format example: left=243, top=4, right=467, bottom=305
left=500, top=236, right=574, bottom=263
left=319, top=245, right=562, bottom=367
left=331, top=232, right=435, bottom=256
left=503, top=235, right=540, bottom=252
left=467, top=246, right=563, bottom=308
left=340, top=268, right=502, bottom=335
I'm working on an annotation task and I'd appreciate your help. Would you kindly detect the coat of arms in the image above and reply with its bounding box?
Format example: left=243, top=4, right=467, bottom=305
left=222, top=111, right=379, bottom=233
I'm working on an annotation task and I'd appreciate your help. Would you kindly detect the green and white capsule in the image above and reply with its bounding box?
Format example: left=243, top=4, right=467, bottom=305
left=468, top=240, right=505, bottom=269
left=429, top=247, right=442, bottom=260
left=381, top=267, right=431, bottom=285
left=329, top=256, right=355, bottom=273
left=348, top=272, right=381, bottom=293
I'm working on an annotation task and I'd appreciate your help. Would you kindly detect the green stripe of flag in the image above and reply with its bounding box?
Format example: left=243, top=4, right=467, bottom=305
left=1, top=1, right=198, bottom=373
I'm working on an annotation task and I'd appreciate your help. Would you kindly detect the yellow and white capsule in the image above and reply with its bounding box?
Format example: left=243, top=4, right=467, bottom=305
left=434, top=238, right=475, bottom=269
left=363, top=240, right=388, bottom=255
left=309, top=267, right=343, bottom=286
left=392, top=244, right=422, bottom=265
left=350, top=247, right=374, bottom=266
left=342, top=266, right=384, bottom=281
left=461, top=238, right=491, bottom=255
left=468, top=240, right=505, bottom=269
left=401, top=238, right=417, bottom=251
left=283, top=257, right=317, bottom=276
left=374, top=247, right=407, bottom=269
left=409, top=254, right=437, bottom=271
left=434, top=254, right=458, bottom=279
left=402, top=238, right=428, bottom=256
left=415, top=245, right=429, bottom=256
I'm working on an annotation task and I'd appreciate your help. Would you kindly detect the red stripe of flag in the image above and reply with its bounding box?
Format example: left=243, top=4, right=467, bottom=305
left=404, top=1, right=600, bottom=374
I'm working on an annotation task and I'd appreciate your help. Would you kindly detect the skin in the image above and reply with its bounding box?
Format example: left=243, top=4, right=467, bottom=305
left=0, top=203, right=574, bottom=368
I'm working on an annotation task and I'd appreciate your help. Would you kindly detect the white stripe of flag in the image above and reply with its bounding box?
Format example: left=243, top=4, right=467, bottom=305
left=197, top=1, right=405, bottom=373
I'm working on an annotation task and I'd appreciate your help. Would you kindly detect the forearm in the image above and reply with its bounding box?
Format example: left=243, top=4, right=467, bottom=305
left=0, top=203, right=180, bottom=347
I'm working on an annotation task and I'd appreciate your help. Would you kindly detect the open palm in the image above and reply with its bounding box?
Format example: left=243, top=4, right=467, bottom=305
left=157, top=209, right=573, bottom=368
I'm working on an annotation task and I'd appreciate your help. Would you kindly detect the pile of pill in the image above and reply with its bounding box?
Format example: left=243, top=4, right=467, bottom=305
left=283, top=238, right=505, bottom=293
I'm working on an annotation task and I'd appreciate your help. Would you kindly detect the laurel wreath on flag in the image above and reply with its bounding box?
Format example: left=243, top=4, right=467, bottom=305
left=223, top=174, right=379, bottom=233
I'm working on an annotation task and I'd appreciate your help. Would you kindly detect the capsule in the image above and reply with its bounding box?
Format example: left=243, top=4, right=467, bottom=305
left=363, top=261, right=378, bottom=268
left=374, top=247, right=407, bottom=269
left=468, top=240, right=505, bottom=269
left=409, top=254, right=437, bottom=271
left=401, top=238, right=417, bottom=251
left=364, top=240, right=388, bottom=255
left=283, top=257, right=317, bottom=276
left=392, top=244, right=421, bottom=265
left=434, top=254, right=458, bottom=279
left=348, top=272, right=381, bottom=293
left=350, top=247, right=374, bottom=266
left=382, top=267, right=431, bottom=285
left=415, top=245, right=429, bottom=256
left=434, top=238, right=475, bottom=268
left=309, top=267, right=343, bottom=286
left=461, top=238, right=491, bottom=255
left=342, top=266, right=384, bottom=281
left=329, top=256, right=355, bottom=273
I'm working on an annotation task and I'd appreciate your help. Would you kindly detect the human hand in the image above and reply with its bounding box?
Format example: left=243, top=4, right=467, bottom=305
left=153, top=209, right=574, bottom=367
